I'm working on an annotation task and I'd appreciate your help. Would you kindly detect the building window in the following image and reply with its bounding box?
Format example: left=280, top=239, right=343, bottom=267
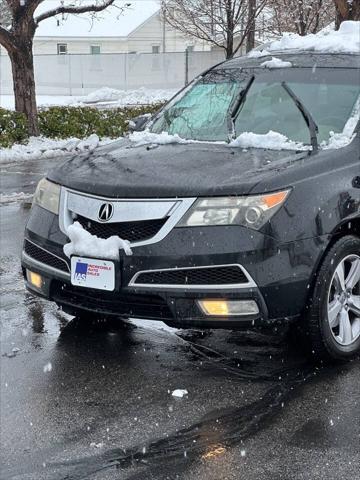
left=57, top=43, right=68, bottom=55
left=90, top=45, right=101, bottom=55
left=152, top=45, right=160, bottom=54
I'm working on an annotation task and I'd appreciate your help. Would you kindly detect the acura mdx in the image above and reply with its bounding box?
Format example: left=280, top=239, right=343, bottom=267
left=22, top=51, right=360, bottom=361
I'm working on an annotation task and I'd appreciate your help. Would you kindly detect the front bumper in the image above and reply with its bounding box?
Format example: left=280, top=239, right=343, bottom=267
left=22, top=205, right=328, bottom=328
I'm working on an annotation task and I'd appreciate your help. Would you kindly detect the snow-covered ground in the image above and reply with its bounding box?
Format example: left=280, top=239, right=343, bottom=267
left=0, top=87, right=176, bottom=110
left=0, top=192, right=34, bottom=205
left=0, top=134, right=113, bottom=165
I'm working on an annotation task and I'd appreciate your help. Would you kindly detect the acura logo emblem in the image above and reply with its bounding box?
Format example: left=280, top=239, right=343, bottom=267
left=98, top=202, right=114, bottom=222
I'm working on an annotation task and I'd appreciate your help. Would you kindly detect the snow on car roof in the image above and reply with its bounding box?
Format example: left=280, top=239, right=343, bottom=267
left=264, top=21, right=360, bottom=55
left=35, top=0, right=160, bottom=38
left=221, top=21, right=360, bottom=70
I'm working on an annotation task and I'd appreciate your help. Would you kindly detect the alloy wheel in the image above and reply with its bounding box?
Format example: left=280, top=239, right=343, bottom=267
left=327, top=254, right=360, bottom=346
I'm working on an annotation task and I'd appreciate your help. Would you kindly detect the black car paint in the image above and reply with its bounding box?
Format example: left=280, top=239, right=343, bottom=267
left=22, top=53, right=360, bottom=328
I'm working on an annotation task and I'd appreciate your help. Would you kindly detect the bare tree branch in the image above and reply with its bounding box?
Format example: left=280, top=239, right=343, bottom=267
left=35, top=0, right=118, bottom=24
left=162, top=0, right=266, bottom=59
left=266, top=0, right=336, bottom=36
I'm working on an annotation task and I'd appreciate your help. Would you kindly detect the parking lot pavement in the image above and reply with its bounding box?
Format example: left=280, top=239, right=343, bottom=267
left=0, top=168, right=359, bottom=480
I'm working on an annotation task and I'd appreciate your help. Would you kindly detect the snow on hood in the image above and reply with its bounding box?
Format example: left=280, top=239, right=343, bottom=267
left=250, top=21, right=360, bottom=56
left=129, top=126, right=357, bottom=151
left=129, top=130, right=194, bottom=147
left=64, top=222, right=132, bottom=260
left=229, top=131, right=308, bottom=151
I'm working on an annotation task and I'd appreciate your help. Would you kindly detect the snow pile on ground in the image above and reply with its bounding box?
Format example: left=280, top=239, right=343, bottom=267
left=0, top=192, right=33, bottom=205
left=74, top=87, right=175, bottom=106
left=0, top=88, right=175, bottom=110
left=230, top=131, right=307, bottom=151
left=260, top=57, right=292, bottom=68
left=250, top=21, right=360, bottom=56
left=0, top=134, right=111, bottom=164
left=129, top=130, right=192, bottom=147
left=64, top=222, right=132, bottom=260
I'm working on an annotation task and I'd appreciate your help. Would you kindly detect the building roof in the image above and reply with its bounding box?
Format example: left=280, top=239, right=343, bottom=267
left=35, top=1, right=160, bottom=38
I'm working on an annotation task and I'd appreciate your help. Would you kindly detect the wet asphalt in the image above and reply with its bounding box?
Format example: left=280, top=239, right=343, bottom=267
left=0, top=157, right=359, bottom=480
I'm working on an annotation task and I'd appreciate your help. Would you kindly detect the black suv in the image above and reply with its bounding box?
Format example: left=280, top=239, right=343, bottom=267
left=22, top=51, right=360, bottom=361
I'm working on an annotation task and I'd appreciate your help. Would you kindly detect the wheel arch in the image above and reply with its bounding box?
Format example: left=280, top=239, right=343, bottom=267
left=303, top=217, right=360, bottom=315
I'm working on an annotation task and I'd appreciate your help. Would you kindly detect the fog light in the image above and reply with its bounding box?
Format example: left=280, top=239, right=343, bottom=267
left=198, top=299, right=259, bottom=317
left=27, top=270, right=43, bottom=289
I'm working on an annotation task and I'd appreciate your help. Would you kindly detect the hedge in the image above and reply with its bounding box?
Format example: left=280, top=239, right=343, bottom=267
left=0, top=108, right=29, bottom=148
left=0, top=103, right=164, bottom=148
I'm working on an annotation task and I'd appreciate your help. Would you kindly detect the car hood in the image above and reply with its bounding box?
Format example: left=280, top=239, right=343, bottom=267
left=47, top=138, right=308, bottom=198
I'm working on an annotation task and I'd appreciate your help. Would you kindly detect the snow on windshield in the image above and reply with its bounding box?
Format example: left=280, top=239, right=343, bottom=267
left=229, top=131, right=308, bottom=151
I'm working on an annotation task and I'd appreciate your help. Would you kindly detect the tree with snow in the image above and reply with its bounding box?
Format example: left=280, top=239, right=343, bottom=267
left=266, top=0, right=336, bottom=36
left=0, top=0, right=12, bottom=26
left=0, top=1, right=129, bottom=136
left=334, top=0, right=360, bottom=28
left=161, top=0, right=268, bottom=59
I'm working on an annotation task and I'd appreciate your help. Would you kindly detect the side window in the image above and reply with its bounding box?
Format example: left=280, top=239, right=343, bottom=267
left=57, top=43, right=67, bottom=55
left=90, top=45, right=101, bottom=55
left=152, top=46, right=160, bottom=71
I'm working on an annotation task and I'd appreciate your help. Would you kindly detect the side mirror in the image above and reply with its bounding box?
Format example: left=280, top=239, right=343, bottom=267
left=128, top=114, right=151, bottom=132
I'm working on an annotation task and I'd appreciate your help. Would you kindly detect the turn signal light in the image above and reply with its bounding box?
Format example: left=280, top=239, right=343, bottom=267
left=27, top=270, right=43, bottom=289
left=198, top=299, right=259, bottom=317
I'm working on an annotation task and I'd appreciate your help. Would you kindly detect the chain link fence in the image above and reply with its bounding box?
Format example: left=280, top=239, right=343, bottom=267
left=0, top=51, right=225, bottom=98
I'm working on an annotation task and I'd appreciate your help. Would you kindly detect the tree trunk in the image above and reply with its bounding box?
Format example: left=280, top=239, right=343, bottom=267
left=9, top=40, right=39, bottom=136
left=246, top=0, right=256, bottom=52
left=226, top=32, right=234, bottom=59
left=335, top=0, right=360, bottom=29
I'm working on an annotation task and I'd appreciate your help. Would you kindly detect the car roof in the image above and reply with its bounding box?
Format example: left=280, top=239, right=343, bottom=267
left=216, top=52, right=360, bottom=70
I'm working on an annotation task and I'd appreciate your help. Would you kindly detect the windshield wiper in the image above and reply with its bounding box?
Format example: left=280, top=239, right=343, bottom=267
left=227, top=75, right=255, bottom=142
left=281, top=81, right=319, bottom=153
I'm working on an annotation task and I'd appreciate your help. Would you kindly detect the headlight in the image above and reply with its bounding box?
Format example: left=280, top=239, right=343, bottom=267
left=178, top=190, right=290, bottom=230
left=33, top=178, right=60, bottom=215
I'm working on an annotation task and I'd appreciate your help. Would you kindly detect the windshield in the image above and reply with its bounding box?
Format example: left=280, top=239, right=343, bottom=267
left=150, top=68, right=360, bottom=146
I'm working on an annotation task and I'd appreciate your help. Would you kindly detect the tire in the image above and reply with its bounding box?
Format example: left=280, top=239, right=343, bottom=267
left=305, top=235, right=360, bottom=361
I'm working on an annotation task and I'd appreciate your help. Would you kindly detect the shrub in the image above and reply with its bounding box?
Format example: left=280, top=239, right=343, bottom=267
left=38, top=103, right=164, bottom=140
left=0, top=108, right=29, bottom=148
left=0, top=103, right=165, bottom=148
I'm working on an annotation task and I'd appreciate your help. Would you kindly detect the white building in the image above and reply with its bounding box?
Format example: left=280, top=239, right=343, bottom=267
left=30, top=1, right=210, bottom=56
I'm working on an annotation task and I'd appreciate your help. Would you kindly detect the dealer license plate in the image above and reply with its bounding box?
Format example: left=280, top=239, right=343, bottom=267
left=71, top=256, right=115, bottom=291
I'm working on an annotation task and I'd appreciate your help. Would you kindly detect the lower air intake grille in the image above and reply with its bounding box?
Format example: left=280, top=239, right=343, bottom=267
left=24, top=240, right=69, bottom=273
left=51, top=282, right=173, bottom=320
left=133, top=266, right=249, bottom=286
left=76, top=215, right=168, bottom=243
